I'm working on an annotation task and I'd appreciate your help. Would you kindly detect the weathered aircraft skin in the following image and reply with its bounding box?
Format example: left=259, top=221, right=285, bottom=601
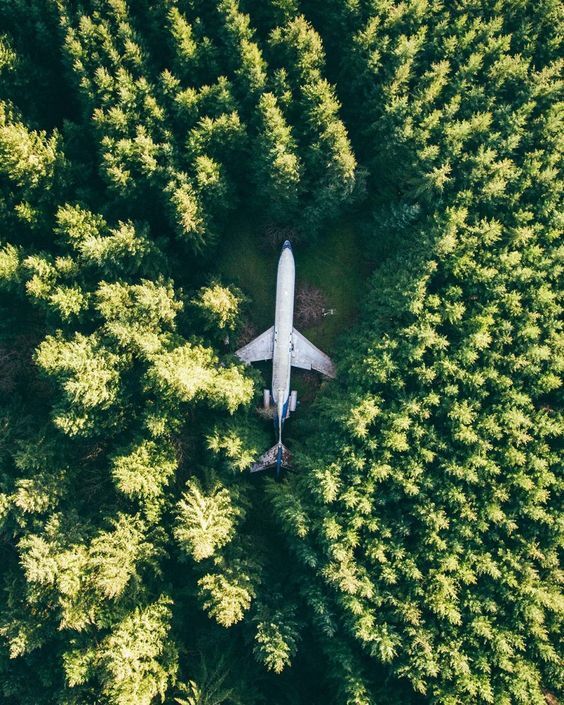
left=235, top=240, right=335, bottom=478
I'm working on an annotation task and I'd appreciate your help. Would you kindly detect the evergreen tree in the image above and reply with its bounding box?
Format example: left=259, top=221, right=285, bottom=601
left=269, top=15, right=358, bottom=233
left=0, top=1, right=561, bottom=704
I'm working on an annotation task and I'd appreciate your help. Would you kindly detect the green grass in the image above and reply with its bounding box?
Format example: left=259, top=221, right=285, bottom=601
left=215, top=219, right=368, bottom=352
left=215, top=223, right=276, bottom=332
left=298, top=222, right=367, bottom=350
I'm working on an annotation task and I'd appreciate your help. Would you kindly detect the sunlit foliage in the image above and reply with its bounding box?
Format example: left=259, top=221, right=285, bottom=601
left=0, top=1, right=560, bottom=704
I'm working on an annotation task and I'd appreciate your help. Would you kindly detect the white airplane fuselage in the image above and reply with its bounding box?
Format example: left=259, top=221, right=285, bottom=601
left=272, top=241, right=295, bottom=439
left=234, top=239, right=335, bottom=476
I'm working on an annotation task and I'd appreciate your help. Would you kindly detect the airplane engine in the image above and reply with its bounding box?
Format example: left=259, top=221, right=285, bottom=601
left=290, top=390, right=297, bottom=412
left=263, top=389, right=271, bottom=409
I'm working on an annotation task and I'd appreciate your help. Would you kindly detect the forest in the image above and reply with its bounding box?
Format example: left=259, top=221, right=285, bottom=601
left=0, top=1, right=561, bottom=704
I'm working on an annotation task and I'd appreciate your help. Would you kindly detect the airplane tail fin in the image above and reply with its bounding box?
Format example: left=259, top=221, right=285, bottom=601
left=250, top=443, right=292, bottom=479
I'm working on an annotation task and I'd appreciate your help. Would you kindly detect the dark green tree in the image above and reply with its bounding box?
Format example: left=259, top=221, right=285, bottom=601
left=0, top=1, right=561, bottom=704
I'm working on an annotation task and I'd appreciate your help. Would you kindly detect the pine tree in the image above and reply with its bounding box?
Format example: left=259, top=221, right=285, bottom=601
left=252, top=91, right=302, bottom=222
left=0, top=2, right=561, bottom=704
left=269, top=15, right=358, bottom=234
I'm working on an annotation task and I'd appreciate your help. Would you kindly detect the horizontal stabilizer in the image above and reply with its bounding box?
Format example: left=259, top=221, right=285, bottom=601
left=250, top=443, right=292, bottom=473
left=235, top=326, right=274, bottom=364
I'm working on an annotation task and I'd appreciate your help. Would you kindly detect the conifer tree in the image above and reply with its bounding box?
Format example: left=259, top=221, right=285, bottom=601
left=0, top=2, right=561, bottom=704
left=269, top=15, right=358, bottom=233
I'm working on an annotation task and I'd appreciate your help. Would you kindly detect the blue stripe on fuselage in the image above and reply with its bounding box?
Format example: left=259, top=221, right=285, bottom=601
left=272, top=394, right=290, bottom=428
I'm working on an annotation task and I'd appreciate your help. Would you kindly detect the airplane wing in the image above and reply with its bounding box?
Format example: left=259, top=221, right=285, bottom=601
left=292, top=328, right=336, bottom=378
left=235, top=325, right=274, bottom=363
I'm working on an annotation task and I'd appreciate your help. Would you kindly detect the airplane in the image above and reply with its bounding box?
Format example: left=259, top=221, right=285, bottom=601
left=235, top=240, right=335, bottom=479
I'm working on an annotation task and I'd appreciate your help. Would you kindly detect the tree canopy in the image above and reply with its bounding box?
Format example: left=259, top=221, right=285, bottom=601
left=0, top=1, right=561, bottom=704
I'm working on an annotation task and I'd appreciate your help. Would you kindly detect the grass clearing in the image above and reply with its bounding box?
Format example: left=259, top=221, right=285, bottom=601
left=215, top=218, right=370, bottom=415
left=216, top=218, right=369, bottom=351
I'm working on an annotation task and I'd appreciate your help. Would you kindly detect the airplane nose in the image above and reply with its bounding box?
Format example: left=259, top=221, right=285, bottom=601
left=282, top=240, right=292, bottom=251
